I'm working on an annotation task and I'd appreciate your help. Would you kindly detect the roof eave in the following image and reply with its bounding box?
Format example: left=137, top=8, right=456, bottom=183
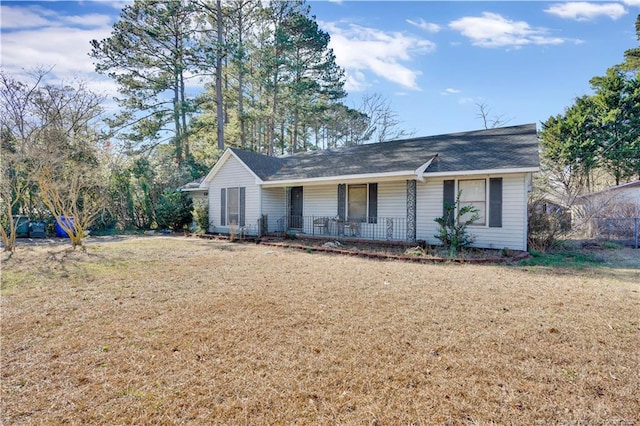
left=259, top=166, right=539, bottom=187
left=424, top=166, right=539, bottom=178
left=260, top=170, right=419, bottom=187
left=180, top=187, right=208, bottom=193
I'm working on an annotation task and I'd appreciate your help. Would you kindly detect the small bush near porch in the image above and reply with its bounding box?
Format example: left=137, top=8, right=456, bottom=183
left=2, top=237, right=638, bottom=424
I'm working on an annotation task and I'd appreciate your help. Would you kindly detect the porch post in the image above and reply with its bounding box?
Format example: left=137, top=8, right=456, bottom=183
left=406, top=179, right=416, bottom=242
left=337, top=184, right=346, bottom=220
left=285, top=187, right=291, bottom=230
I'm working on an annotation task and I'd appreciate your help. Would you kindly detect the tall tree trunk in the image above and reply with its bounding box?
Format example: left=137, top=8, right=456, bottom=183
left=292, top=107, right=299, bottom=153
left=279, top=121, right=285, bottom=155
left=237, top=9, right=246, bottom=148
left=173, top=78, right=182, bottom=165
left=216, top=0, right=224, bottom=151
left=270, top=80, right=278, bottom=156
left=223, top=55, right=229, bottom=125
left=179, top=70, right=189, bottom=160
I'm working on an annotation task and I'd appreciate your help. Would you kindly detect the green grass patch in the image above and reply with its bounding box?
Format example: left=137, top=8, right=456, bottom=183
left=518, top=249, right=605, bottom=268
left=601, top=241, right=624, bottom=249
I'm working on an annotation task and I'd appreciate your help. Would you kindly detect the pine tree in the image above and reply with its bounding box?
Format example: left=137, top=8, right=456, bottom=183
left=90, top=0, right=201, bottom=165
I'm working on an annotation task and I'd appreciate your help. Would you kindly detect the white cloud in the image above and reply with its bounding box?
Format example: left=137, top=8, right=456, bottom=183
left=449, top=12, right=567, bottom=48
left=107, top=1, right=132, bottom=11
left=0, top=4, right=117, bottom=98
left=622, top=0, right=640, bottom=6
left=544, top=2, right=627, bottom=21
left=1, top=3, right=210, bottom=103
left=441, top=88, right=461, bottom=95
left=63, top=13, right=114, bottom=27
left=322, top=21, right=435, bottom=91
left=344, top=70, right=369, bottom=92
left=406, top=18, right=441, bottom=33
left=2, top=26, right=111, bottom=75
left=459, top=97, right=481, bottom=105
left=0, top=5, right=56, bottom=29
left=1, top=5, right=113, bottom=29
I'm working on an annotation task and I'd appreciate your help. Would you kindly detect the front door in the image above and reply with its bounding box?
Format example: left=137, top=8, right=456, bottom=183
left=290, top=186, right=303, bottom=229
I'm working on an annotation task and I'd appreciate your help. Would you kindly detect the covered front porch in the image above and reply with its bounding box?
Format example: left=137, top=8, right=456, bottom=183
left=258, top=179, right=419, bottom=243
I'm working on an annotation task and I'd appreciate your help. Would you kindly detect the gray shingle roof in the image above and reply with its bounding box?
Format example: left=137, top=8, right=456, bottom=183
left=180, top=177, right=205, bottom=191
left=231, top=123, right=539, bottom=182
left=230, top=148, right=286, bottom=180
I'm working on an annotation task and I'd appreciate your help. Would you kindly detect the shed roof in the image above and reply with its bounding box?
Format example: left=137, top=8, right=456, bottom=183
left=577, top=180, right=640, bottom=200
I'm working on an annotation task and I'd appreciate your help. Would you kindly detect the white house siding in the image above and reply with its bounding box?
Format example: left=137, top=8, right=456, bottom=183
left=299, top=181, right=407, bottom=240
left=377, top=181, right=407, bottom=217
left=261, top=187, right=286, bottom=232
left=375, top=181, right=408, bottom=240
left=416, top=179, right=441, bottom=245
left=301, top=181, right=409, bottom=218
left=304, top=185, right=338, bottom=217
left=208, top=155, right=261, bottom=234
left=416, top=174, right=529, bottom=251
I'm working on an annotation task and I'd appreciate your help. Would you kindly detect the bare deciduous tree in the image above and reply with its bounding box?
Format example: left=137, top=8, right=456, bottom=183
left=1, top=69, right=108, bottom=250
left=35, top=163, right=106, bottom=249
left=1, top=69, right=48, bottom=251
left=475, top=102, right=511, bottom=129
left=356, top=93, right=414, bottom=144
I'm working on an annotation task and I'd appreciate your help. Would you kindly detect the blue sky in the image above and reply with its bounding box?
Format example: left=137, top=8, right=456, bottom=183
left=1, top=1, right=639, bottom=138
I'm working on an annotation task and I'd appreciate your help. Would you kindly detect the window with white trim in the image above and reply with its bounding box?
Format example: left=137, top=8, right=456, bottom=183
left=348, top=184, right=367, bottom=221
left=346, top=183, right=377, bottom=223
left=458, top=179, right=486, bottom=226
left=220, top=187, right=245, bottom=226
left=443, top=178, right=502, bottom=228
left=227, top=187, right=239, bottom=225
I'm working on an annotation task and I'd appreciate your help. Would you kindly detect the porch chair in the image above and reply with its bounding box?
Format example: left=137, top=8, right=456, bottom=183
left=345, top=220, right=361, bottom=237
left=313, top=217, right=329, bottom=234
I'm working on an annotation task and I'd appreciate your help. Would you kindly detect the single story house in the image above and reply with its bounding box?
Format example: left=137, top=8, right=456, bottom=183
left=198, top=123, right=540, bottom=251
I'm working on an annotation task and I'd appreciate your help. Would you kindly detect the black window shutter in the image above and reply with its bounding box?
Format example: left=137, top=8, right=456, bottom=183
left=220, top=188, right=226, bottom=226
left=239, top=187, right=246, bottom=226
left=443, top=180, right=455, bottom=225
left=368, top=183, right=378, bottom=224
left=489, top=178, right=503, bottom=228
left=337, top=184, right=346, bottom=220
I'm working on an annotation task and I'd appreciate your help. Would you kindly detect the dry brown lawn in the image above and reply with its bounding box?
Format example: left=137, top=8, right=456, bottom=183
left=1, top=236, right=639, bottom=425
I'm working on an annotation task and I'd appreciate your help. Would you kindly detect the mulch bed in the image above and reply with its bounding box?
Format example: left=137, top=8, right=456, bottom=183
left=196, top=233, right=529, bottom=264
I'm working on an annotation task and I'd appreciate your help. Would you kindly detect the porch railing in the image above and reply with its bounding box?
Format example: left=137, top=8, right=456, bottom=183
left=276, top=215, right=408, bottom=241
